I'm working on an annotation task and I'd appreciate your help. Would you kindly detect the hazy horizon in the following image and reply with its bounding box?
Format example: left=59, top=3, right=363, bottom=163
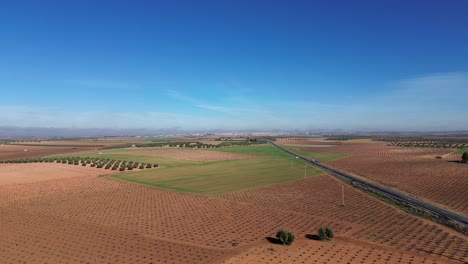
left=1, top=1, right=467, bottom=131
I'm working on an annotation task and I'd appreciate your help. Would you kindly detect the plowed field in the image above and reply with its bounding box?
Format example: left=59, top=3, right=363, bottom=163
left=0, top=144, right=98, bottom=160
left=111, top=148, right=260, bottom=161
left=0, top=163, right=117, bottom=185
left=279, top=140, right=468, bottom=216
left=220, top=175, right=468, bottom=263
left=0, top=165, right=466, bottom=263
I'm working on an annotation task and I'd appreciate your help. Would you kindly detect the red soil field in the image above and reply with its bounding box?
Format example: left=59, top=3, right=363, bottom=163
left=0, top=163, right=117, bottom=185
left=113, top=148, right=260, bottom=161
left=0, top=144, right=98, bottom=161
left=222, top=238, right=455, bottom=264
left=277, top=138, right=342, bottom=146
left=278, top=140, right=468, bottom=216
left=291, top=142, right=468, bottom=216
left=220, top=175, right=468, bottom=263
left=0, top=166, right=466, bottom=263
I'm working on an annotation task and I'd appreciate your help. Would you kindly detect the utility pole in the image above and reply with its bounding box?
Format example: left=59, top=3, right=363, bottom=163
left=341, top=185, right=345, bottom=207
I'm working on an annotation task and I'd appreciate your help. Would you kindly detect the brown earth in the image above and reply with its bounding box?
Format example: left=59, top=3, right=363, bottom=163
left=0, top=163, right=118, bottom=185
left=113, top=148, right=260, bottom=161
left=222, top=238, right=455, bottom=264
left=0, top=164, right=466, bottom=263
left=277, top=138, right=341, bottom=146
left=0, top=144, right=98, bottom=161
left=220, top=175, right=468, bottom=263
left=291, top=141, right=468, bottom=216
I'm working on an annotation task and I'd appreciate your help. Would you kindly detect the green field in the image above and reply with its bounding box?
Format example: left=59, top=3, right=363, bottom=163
left=277, top=144, right=350, bottom=162
left=455, top=148, right=468, bottom=154
left=142, top=137, right=185, bottom=142
left=71, top=144, right=324, bottom=195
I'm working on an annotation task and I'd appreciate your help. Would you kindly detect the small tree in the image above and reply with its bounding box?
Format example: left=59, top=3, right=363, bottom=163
left=318, top=227, right=326, bottom=241
left=462, top=151, right=468, bottom=163
left=276, top=229, right=295, bottom=245
left=325, top=227, right=334, bottom=240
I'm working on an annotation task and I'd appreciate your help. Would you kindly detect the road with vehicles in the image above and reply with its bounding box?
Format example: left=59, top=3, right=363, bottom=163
left=269, top=141, right=468, bottom=226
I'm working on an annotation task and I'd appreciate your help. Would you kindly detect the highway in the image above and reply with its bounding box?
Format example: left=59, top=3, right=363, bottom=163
left=268, top=141, right=468, bottom=226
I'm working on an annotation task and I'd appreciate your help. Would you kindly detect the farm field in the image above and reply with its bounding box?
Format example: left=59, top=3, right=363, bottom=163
left=0, top=163, right=117, bottom=185
left=0, top=144, right=99, bottom=161
left=276, top=143, right=350, bottom=162
left=75, top=145, right=324, bottom=194
left=1, top=142, right=467, bottom=263
left=109, top=147, right=260, bottom=161
left=279, top=138, right=468, bottom=217
left=220, top=175, right=468, bottom=263
left=0, top=164, right=466, bottom=263
left=456, top=148, right=468, bottom=154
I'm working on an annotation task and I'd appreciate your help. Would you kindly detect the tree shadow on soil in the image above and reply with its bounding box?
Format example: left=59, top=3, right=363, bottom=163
left=266, top=237, right=282, bottom=244
left=446, top=160, right=466, bottom=164
left=305, top=234, right=321, bottom=241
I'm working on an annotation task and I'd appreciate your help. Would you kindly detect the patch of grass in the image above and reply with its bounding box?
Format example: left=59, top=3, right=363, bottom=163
left=277, top=145, right=350, bottom=162
left=212, top=144, right=289, bottom=157
left=69, top=144, right=324, bottom=195
left=112, top=156, right=323, bottom=195
left=455, top=148, right=468, bottom=154
left=341, top=138, right=373, bottom=143
left=142, top=137, right=185, bottom=142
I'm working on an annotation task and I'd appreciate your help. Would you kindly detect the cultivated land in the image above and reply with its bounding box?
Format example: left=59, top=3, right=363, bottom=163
left=109, top=147, right=260, bottom=161
left=456, top=148, right=468, bottom=154
left=76, top=145, right=324, bottom=194
left=0, top=144, right=99, bottom=161
left=278, top=138, right=468, bottom=217
left=0, top=163, right=116, bottom=185
left=1, top=140, right=467, bottom=263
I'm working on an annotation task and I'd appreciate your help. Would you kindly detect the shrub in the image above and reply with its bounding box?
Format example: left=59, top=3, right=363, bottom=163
left=318, top=227, right=326, bottom=241
left=112, top=166, right=117, bottom=170
left=318, top=227, right=334, bottom=241
left=119, top=167, right=125, bottom=171
left=146, top=164, right=152, bottom=168
left=276, top=229, right=295, bottom=245
left=462, top=151, right=468, bottom=163
left=325, top=227, right=334, bottom=240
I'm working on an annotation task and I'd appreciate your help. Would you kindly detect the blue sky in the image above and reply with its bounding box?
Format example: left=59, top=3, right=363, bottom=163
left=1, top=0, right=467, bottom=131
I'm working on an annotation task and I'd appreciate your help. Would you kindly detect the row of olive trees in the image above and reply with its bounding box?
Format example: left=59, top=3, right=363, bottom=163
left=0, top=156, right=158, bottom=171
